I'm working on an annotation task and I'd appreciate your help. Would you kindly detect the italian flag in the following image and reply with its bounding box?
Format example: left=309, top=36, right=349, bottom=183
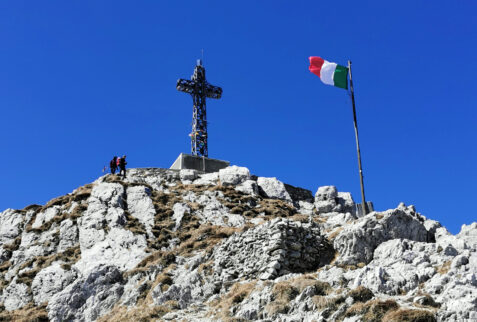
left=309, top=56, right=348, bottom=90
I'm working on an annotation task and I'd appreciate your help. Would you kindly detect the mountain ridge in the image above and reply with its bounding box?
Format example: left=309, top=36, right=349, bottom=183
left=0, top=166, right=475, bottom=321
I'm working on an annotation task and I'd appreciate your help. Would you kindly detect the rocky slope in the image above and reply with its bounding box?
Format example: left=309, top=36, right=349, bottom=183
left=0, top=166, right=476, bottom=321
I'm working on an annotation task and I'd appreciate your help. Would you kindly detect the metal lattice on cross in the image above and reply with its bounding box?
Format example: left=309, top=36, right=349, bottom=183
left=176, top=60, right=222, bottom=157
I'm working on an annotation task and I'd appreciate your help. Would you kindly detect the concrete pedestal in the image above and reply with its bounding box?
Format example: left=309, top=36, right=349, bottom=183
left=170, top=153, right=230, bottom=173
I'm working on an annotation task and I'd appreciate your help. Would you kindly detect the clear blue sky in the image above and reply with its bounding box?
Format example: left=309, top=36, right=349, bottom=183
left=1, top=1, right=476, bottom=234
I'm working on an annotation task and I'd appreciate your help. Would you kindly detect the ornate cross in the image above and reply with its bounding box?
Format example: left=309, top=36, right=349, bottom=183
left=176, top=60, right=222, bottom=157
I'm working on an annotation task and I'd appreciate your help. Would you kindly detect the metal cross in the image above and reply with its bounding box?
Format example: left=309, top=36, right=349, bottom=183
left=176, top=60, right=222, bottom=157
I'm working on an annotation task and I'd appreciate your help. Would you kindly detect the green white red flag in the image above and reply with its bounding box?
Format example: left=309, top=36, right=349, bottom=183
left=309, top=56, right=348, bottom=90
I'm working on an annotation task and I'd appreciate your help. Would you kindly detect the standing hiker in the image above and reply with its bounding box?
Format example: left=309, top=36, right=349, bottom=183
left=119, top=155, right=127, bottom=178
left=109, top=156, right=118, bottom=174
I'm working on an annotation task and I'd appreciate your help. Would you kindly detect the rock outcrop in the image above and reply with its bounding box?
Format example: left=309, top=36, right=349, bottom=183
left=0, top=166, right=475, bottom=321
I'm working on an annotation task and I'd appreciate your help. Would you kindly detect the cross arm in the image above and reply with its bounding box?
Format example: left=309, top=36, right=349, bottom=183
left=205, top=84, right=222, bottom=99
left=176, top=79, right=196, bottom=94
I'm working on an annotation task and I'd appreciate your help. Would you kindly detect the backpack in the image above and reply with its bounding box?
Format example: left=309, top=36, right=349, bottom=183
left=110, top=159, right=116, bottom=168
left=117, top=158, right=121, bottom=166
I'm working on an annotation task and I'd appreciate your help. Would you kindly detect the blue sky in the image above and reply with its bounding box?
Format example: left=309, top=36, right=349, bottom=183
left=1, top=1, right=475, bottom=234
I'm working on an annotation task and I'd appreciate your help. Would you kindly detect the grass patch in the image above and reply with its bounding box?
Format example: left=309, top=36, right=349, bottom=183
left=266, top=276, right=331, bottom=317
left=382, top=308, right=436, bottom=322
left=311, top=295, right=345, bottom=312
left=347, top=285, right=374, bottom=302
left=97, top=304, right=172, bottom=322
left=345, top=299, right=399, bottom=321
left=16, top=246, right=81, bottom=287
left=0, top=303, right=48, bottom=322
left=214, top=281, right=257, bottom=319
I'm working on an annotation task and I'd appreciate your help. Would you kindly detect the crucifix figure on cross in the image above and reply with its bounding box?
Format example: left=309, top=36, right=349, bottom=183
left=176, top=59, right=222, bottom=157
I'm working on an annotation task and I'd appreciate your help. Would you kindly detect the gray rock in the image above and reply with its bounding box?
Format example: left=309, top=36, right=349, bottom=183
left=219, top=166, right=250, bottom=186
left=180, top=169, right=198, bottom=183
left=235, top=179, right=259, bottom=196
left=172, top=203, right=190, bottom=231
left=0, top=209, right=25, bottom=244
left=126, top=185, right=156, bottom=236
left=193, top=172, right=219, bottom=185
left=32, top=206, right=61, bottom=229
left=32, top=262, right=78, bottom=304
left=334, top=207, right=432, bottom=265
left=58, top=219, right=78, bottom=252
left=47, top=265, right=124, bottom=322
left=257, top=177, right=292, bottom=202
left=1, top=281, right=31, bottom=311
left=315, top=186, right=338, bottom=201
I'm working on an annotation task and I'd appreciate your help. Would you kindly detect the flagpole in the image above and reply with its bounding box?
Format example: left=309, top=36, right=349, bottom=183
left=348, top=60, right=368, bottom=215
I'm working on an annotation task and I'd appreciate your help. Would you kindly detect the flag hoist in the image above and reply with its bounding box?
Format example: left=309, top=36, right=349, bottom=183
left=309, top=56, right=369, bottom=216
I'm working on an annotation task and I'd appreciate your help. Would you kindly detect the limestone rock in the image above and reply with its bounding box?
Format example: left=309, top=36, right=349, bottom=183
left=314, top=186, right=356, bottom=216
left=1, top=281, right=32, bottom=311
left=0, top=209, right=25, bottom=244
left=180, top=169, right=198, bottom=183
left=193, top=172, right=219, bottom=185
left=31, top=262, right=78, bottom=304
left=235, top=179, right=259, bottom=196
left=219, top=166, right=250, bottom=186
left=58, top=219, right=78, bottom=252
left=126, top=185, right=155, bottom=235
left=47, top=265, right=124, bottom=322
left=0, top=166, right=475, bottom=321
left=334, top=207, right=431, bottom=265
left=257, top=177, right=292, bottom=202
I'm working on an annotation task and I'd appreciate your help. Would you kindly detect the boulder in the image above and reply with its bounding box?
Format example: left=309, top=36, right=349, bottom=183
left=47, top=265, right=124, bottom=322
left=257, top=177, right=292, bottom=202
left=0, top=209, right=25, bottom=244
left=334, top=207, right=432, bottom=265
left=31, top=262, right=78, bottom=304
left=219, top=166, right=250, bottom=186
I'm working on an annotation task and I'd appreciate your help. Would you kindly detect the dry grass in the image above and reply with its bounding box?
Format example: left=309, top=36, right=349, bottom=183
left=123, top=210, right=148, bottom=235
left=288, top=213, right=310, bottom=223
left=436, top=260, right=452, bottom=275
left=26, top=203, right=87, bottom=234
left=0, top=303, right=48, bottom=322
left=345, top=299, right=399, bottom=321
left=97, top=304, right=173, bottom=322
left=3, top=236, right=22, bottom=252
left=214, top=281, right=257, bottom=319
left=311, top=295, right=345, bottom=312
left=265, top=276, right=331, bottom=317
left=22, top=204, right=42, bottom=212
left=16, top=246, right=81, bottom=287
left=328, top=227, right=344, bottom=240
left=382, top=308, right=436, bottom=322
left=347, top=285, right=374, bottom=302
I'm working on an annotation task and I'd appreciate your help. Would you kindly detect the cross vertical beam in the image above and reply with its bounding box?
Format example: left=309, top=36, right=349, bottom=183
left=176, top=60, right=222, bottom=157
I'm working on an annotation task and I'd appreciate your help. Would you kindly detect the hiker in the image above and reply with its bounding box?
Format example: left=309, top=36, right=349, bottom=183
left=119, top=155, right=127, bottom=178
left=109, top=156, right=118, bottom=174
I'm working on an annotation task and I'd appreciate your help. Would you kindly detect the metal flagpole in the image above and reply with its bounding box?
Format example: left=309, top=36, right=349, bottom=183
left=348, top=60, right=368, bottom=215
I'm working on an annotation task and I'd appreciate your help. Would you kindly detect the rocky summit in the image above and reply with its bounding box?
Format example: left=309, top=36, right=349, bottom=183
left=0, top=166, right=476, bottom=321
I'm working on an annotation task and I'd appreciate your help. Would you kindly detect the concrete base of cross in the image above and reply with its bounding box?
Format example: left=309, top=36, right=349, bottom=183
left=170, top=153, right=230, bottom=173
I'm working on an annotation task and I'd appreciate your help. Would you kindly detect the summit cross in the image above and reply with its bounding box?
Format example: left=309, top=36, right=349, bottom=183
left=176, top=60, right=222, bottom=157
